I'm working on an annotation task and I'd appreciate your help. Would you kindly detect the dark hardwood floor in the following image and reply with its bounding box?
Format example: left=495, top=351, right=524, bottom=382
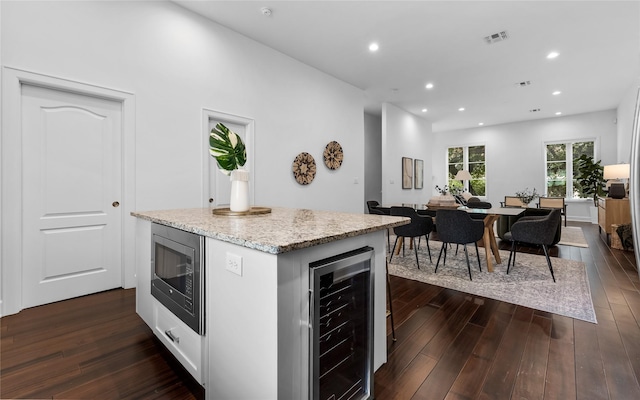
left=377, top=222, right=640, bottom=400
left=0, top=288, right=204, bottom=399
left=1, top=222, right=638, bottom=399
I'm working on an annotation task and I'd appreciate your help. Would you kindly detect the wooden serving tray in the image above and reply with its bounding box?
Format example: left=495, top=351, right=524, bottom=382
left=211, top=206, right=272, bottom=216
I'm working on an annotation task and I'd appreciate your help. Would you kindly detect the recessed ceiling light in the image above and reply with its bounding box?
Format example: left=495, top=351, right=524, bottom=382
left=552, top=91, right=562, bottom=95
left=555, top=112, right=562, bottom=115
left=421, top=108, right=428, bottom=112
left=425, top=83, right=434, bottom=89
left=369, top=43, right=379, bottom=52
left=458, top=107, right=465, bottom=111
left=547, top=51, right=559, bottom=59
left=478, top=122, right=484, bottom=126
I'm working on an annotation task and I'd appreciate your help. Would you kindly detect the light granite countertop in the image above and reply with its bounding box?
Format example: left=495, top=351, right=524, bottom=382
left=132, top=207, right=408, bottom=254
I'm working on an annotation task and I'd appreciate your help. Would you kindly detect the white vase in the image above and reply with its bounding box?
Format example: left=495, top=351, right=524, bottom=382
left=229, top=169, right=250, bottom=212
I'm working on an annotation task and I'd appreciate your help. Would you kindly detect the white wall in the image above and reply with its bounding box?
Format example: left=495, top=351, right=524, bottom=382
left=431, top=110, right=618, bottom=222
left=617, top=80, right=640, bottom=163
left=381, top=103, right=433, bottom=206
left=364, top=112, right=382, bottom=209
left=1, top=0, right=365, bottom=214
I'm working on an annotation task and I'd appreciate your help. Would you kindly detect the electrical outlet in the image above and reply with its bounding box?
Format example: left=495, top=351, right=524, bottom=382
left=226, top=252, right=243, bottom=276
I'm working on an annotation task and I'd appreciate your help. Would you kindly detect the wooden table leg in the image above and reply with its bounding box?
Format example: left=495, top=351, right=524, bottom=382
left=394, top=237, right=403, bottom=255
left=482, top=215, right=501, bottom=272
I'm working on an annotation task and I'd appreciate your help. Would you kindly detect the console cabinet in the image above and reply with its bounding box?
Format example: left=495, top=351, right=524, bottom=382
left=597, top=197, right=631, bottom=237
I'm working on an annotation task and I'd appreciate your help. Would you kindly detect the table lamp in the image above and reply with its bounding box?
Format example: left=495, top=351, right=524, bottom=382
left=603, top=163, right=630, bottom=199
left=454, top=170, right=472, bottom=181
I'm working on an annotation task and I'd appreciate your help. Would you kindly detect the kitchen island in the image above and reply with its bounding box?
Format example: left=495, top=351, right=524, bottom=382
left=132, top=207, right=407, bottom=400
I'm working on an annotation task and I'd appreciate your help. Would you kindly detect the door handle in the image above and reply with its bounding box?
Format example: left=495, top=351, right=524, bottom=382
left=209, top=198, right=214, bottom=203
left=112, top=201, right=120, bottom=208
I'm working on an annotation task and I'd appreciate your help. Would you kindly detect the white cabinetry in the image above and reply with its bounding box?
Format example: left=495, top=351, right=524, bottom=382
left=205, top=232, right=386, bottom=400
left=135, top=218, right=207, bottom=385
left=153, top=299, right=206, bottom=384
left=133, top=210, right=391, bottom=400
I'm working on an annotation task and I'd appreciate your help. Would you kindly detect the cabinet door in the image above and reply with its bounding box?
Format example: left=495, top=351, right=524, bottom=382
left=154, top=301, right=204, bottom=384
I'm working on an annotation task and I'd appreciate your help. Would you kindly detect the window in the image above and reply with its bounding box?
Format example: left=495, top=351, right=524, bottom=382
left=447, top=145, right=486, bottom=196
left=545, top=140, right=595, bottom=198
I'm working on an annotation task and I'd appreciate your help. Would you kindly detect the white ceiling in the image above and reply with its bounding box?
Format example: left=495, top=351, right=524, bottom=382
left=174, top=1, right=640, bottom=132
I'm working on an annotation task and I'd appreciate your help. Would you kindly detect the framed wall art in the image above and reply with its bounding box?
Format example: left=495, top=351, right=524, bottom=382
left=402, top=157, right=413, bottom=189
left=414, top=159, right=424, bottom=189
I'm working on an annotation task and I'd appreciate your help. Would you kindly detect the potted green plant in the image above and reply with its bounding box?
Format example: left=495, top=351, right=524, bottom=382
left=209, top=123, right=249, bottom=212
left=575, top=154, right=604, bottom=207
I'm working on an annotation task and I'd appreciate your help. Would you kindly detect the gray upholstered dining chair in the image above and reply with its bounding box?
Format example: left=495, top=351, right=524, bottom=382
left=504, top=209, right=562, bottom=282
left=389, top=206, right=434, bottom=269
left=434, top=209, right=484, bottom=280
left=466, top=200, right=492, bottom=220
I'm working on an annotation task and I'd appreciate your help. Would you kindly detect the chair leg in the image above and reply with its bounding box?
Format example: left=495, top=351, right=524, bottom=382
left=435, top=242, right=446, bottom=273
left=474, top=242, right=482, bottom=272
left=413, top=238, right=420, bottom=270
left=389, top=236, right=400, bottom=264
left=425, top=234, right=432, bottom=263
left=455, top=244, right=459, bottom=256
left=385, top=259, right=396, bottom=341
left=463, top=244, right=473, bottom=280
left=507, top=241, right=516, bottom=274
left=542, top=245, right=556, bottom=282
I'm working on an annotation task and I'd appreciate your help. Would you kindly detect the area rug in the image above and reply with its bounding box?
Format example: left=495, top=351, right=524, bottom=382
left=388, top=241, right=597, bottom=323
left=558, top=226, right=589, bottom=248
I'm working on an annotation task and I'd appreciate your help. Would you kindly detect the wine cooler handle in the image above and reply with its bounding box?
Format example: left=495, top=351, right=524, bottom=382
left=165, top=329, right=180, bottom=344
left=308, top=289, right=314, bottom=329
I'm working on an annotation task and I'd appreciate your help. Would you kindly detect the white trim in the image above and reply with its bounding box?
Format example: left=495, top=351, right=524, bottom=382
left=542, top=138, right=599, bottom=199
left=630, top=88, right=640, bottom=277
left=1, top=67, right=136, bottom=316
left=201, top=109, right=255, bottom=208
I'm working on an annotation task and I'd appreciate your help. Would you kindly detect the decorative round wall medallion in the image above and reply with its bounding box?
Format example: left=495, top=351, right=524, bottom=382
left=292, top=152, right=316, bottom=185
left=323, top=141, right=343, bottom=170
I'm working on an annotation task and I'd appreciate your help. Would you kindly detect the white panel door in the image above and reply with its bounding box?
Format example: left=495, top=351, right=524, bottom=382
left=21, top=84, right=122, bottom=308
left=209, top=120, right=246, bottom=207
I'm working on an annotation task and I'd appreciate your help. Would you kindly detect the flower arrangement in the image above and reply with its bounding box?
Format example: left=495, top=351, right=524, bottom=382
left=514, top=187, right=539, bottom=205
left=435, top=185, right=449, bottom=195
left=209, top=122, right=250, bottom=212
left=209, top=123, right=246, bottom=175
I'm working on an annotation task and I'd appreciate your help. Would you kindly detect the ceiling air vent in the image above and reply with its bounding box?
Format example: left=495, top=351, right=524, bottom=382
left=484, top=31, right=508, bottom=44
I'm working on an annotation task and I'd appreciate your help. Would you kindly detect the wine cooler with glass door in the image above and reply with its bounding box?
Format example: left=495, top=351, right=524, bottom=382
left=309, top=246, right=374, bottom=400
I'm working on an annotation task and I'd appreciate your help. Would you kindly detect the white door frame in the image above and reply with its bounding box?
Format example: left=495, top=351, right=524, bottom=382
left=201, top=108, right=255, bottom=208
left=1, top=67, right=136, bottom=317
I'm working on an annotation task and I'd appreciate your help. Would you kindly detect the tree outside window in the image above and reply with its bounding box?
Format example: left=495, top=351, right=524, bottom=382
left=545, top=140, right=595, bottom=198
left=448, top=145, right=486, bottom=196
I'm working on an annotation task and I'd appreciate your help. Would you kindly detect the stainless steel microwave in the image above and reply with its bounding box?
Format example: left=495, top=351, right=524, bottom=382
left=151, top=223, right=205, bottom=334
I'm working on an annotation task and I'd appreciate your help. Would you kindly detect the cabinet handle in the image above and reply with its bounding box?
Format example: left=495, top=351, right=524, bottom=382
left=165, top=329, right=180, bottom=343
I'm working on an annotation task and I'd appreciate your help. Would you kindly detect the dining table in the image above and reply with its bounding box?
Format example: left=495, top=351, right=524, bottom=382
left=462, top=206, right=525, bottom=272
